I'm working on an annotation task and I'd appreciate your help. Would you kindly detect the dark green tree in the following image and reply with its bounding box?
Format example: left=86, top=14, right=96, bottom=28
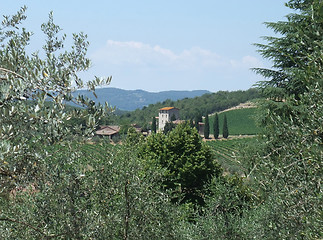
left=151, top=116, right=157, bottom=133
left=213, top=113, right=219, bottom=139
left=240, top=0, right=323, bottom=238
left=170, top=113, right=177, bottom=121
left=204, top=114, right=210, bottom=139
left=222, top=114, right=229, bottom=138
left=139, top=122, right=222, bottom=205
left=125, top=127, right=143, bottom=145
left=253, top=0, right=322, bottom=99
left=163, top=121, right=176, bottom=134
left=194, top=113, right=202, bottom=131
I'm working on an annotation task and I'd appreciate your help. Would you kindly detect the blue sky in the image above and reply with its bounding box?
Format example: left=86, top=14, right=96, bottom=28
left=1, top=1, right=292, bottom=92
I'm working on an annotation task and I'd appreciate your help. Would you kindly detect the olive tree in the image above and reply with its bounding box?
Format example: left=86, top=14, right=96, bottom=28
left=0, top=6, right=112, bottom=238
left=0, top=6, right=111, bottom=188
left=0, top=7, right=191, bottom=239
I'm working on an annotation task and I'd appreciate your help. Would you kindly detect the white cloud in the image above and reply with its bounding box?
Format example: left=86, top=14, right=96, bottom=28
left=91, top=40, right=227, bottom=70
left=89, top=40, right=265, bottom=91
left=230, top=55, right=264, bottom=69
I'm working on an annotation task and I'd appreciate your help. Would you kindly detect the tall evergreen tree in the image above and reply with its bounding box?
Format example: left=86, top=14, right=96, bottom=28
left=204, top=114, right=210, bottom=139
left=222, top=114, right=229, bottom=139
left=253, top=0, right=322, bottom=99
left=194, top=113, right=202, bottom=131
left=151, top=116, right=157, bottom=133
left=213, top=113, right=219, bottom=139
left=244, top=1, right=323, bottom=238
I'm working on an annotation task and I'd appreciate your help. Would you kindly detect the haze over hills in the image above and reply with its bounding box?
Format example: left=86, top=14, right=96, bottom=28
left=74, top=87, right=210, bottom=111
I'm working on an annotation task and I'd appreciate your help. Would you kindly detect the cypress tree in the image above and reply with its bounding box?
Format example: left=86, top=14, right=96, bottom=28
left=204, top=114, right=210, bottom=139
left=194, top=113, right=202, bottom=131
left=213, top=113, right=219, bottom=139
left=151, top=116, right=157, bottom=133
left=222, top=114, right=229, bottom=139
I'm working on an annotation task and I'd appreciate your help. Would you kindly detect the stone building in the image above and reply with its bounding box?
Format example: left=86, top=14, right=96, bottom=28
left=158, top=107, right=179, bottom=131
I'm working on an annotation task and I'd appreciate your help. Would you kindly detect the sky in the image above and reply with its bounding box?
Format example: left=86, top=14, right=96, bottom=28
left=1, top=1, right=292, bottom=92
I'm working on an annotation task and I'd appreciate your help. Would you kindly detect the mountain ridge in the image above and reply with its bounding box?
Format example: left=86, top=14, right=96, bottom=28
left=74, top=87, right=210, bottom=111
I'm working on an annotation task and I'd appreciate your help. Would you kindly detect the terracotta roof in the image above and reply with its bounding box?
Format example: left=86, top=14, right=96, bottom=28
left=159, top=107, right=178, bottom=111
left=95, top=125, right=120, bottom=136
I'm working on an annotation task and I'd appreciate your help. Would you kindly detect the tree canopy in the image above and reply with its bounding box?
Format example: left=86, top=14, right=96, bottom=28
left=222, top=114, right=229, bottom=139
left=213, top=113, right=219, bottom=139
left=139, top=122, right=221, bottom=204
left=246, top=0, right=323, bottom=238
left=204, top=114, right=210, bottom=139
left=118, top=88, right=261, bottom=127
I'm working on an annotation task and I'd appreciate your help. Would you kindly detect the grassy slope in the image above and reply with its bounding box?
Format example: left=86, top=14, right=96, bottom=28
left=206, top=137, right=258, bottom=175
left=209, top=108, right=259, bottom=136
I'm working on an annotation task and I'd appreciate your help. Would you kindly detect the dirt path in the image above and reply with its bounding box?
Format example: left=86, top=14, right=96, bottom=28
left=208, top=101, right=257, bottom=117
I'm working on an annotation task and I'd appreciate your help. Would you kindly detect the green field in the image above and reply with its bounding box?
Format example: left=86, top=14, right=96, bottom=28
left=79, top=137, right=258, bottom=177
left=206, top=137, right=257, bottom=175
left=209, top=108, right=260, bottom=136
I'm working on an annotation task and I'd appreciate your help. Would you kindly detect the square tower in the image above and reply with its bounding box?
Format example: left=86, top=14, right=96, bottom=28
left=158, top=107, right=179, bottom=131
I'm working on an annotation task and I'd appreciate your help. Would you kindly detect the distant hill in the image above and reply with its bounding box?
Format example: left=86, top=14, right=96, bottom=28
left=74, top=88, right=210, bottom=111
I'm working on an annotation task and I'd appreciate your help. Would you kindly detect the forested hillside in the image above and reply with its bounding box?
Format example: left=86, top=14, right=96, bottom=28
left=74, top=88, right=210, bottom=111
left=117, top=88, right=260, bottom=126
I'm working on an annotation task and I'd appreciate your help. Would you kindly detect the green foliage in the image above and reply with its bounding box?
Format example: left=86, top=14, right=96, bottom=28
left=118, top=88, right=261, bottom=126
left=191, top=175, right=258, bottom=239
left=250, top=88, right=323, bottom=239
left=209, top=108, right=259, bottom=136
left=204, top=114, right=210, bottom=139
left=151, top=116, right=157, bottom=133
left=207, top=137, right=258, bottom=175
left=253, top=0, right=322, bottom=98
left=242, top=1, right=323, bottom=238
left=194, top=113, right=202, bottom=131
left=0, top=142, right=186, bottom=239
left=213, top=113, right=219, bottom=139
left=163, top=121, right=176, bottom=134
left=0, top=6, right=111, bottom=199
left=125, top=127, right=144, bottom=146
left=170, top=113, right=177, bottom=121
left=222, top=114, right=229, bottom=139
left=139, top=122, right=222, bottom=205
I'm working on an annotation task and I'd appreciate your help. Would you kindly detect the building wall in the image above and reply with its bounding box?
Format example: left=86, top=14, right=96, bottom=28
left=158, top=108, right=179, bottom=131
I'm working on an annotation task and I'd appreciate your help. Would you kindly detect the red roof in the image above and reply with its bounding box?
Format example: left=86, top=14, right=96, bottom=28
left=159, top=107, right=179, bottom=111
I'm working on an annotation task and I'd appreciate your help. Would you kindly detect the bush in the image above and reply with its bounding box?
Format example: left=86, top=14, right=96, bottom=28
left=139, top=122, right=222, bottom=205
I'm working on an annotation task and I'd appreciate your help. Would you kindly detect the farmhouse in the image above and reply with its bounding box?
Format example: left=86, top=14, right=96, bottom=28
left=158, top=107, right=180, bottom=131
left=95, top=125, right=120, bottom=139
